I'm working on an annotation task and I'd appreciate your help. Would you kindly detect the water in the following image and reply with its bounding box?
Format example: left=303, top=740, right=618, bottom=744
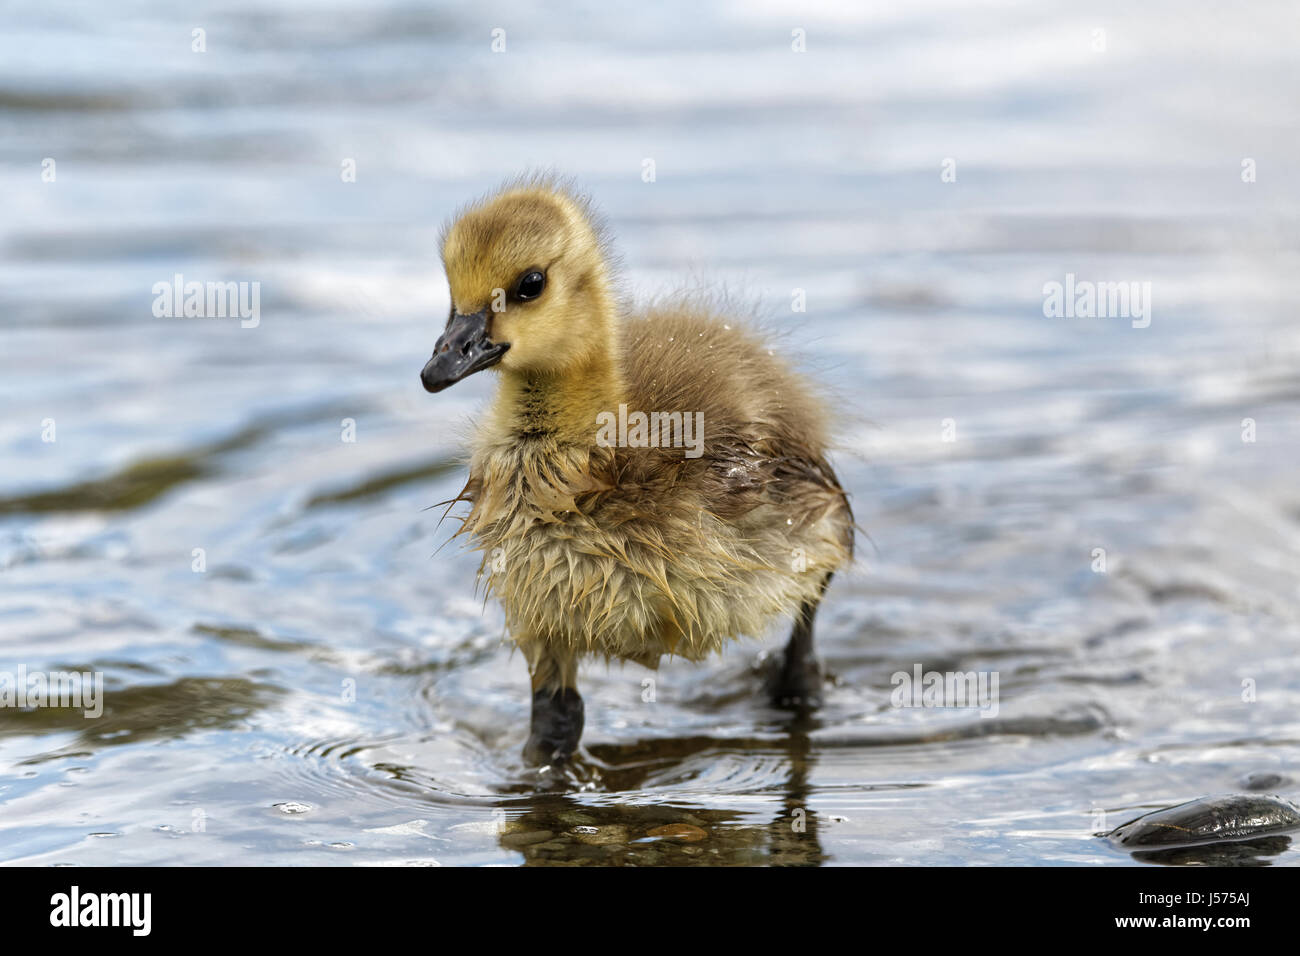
left=2, top=0, right=1299, bottom=865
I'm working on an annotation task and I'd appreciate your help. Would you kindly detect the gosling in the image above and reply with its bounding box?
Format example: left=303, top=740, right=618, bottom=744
left=420, top=178, right=854, bottom=766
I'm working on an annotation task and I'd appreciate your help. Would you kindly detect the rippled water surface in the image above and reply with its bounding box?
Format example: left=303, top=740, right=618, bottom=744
left=3, top=0, right=1300, bottom=865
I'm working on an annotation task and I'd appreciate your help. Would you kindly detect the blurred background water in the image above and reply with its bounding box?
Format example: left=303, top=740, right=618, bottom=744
left=2, top=0, right=1299, bottom=865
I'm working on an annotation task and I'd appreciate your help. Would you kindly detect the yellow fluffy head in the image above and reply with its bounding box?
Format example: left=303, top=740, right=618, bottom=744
left=440, top=179, right=616, bottom=376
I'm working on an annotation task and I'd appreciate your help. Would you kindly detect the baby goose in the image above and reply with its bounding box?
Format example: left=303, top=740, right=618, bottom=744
left=421, top=178, right=854, bottom=766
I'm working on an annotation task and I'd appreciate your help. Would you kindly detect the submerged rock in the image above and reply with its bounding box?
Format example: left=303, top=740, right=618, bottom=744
left=499, top=829, right=554, bottom=848
left=1108, top=793, right=1300, bottom=849
left=647, top=823, right=708, bottom=842
left=1239, top=771, right=1292, bottom=792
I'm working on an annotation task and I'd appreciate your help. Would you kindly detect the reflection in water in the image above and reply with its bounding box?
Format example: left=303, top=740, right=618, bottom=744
left=495, top=712, right=827, bottom=866
left=0, top=677, right=282, bottom=759
left=0, top=455, right=208, bottom=515
left=305, top=457, right=459, bottom=509
left=1130, top=836, right=1292, bottom=867
left=763, top=712, right=827, bottom=867
left=0, top=404, right=367, bottom=516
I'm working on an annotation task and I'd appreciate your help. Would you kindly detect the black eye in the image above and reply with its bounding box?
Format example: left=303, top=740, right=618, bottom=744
left=515, top=270, right=545, bottom=300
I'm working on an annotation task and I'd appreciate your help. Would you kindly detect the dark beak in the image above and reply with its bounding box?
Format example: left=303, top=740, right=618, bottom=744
left=420, top=310, right=510, bottom=393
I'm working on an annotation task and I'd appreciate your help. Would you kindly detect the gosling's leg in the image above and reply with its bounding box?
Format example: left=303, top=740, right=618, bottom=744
left=523, top=651, right=584, bottom=766
left=770, top=572, right=833, bottom=709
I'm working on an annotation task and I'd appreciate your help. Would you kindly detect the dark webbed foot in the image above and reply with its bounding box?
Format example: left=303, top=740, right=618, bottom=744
left=768, top=572, right=832, bottom=710
left=523, top=687, right=585, bottom=766
left=769, top=653, right=825, bottom=710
